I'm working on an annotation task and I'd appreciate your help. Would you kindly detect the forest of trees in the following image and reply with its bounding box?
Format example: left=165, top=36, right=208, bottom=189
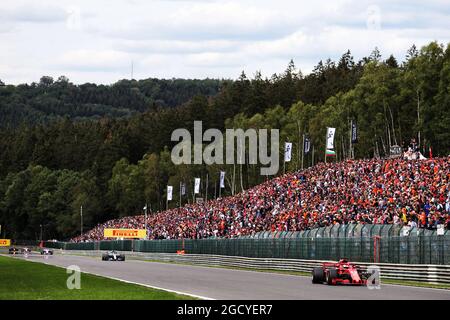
left=0, top=77, right=223, bottom=127
left=0, top=41, right=449, bottom=240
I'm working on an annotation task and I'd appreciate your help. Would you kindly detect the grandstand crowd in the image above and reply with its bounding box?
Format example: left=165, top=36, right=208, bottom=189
left=72, top=157, right=450, bottom=242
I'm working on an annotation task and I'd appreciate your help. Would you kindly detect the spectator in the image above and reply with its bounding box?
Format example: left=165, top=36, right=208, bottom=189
left=71, top=157, right=450, bottom=242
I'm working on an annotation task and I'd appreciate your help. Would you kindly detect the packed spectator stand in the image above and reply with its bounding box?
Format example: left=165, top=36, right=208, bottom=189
left=71, top=157, right=450, bottom=242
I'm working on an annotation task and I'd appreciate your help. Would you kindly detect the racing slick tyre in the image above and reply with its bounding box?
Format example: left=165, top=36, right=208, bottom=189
left=326, top=268, right=338, bottom=285
left=312, top=267, right=324, bottom=284
left=102, top=255, right=107, bottom=261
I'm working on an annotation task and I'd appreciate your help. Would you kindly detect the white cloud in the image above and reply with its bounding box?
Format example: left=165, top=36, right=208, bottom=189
left=0, top=2, right=66, bottom=23
left=115, top=39, right=240, bottom=54
left=86, top=1, right=298, bottom=41
left=0, top=0, right=449, bottom=84
left=58, top=50, right=131, bottom=72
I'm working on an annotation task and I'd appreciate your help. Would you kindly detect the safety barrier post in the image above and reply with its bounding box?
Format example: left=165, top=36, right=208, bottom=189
left=373, top=235, right=381, bottom=263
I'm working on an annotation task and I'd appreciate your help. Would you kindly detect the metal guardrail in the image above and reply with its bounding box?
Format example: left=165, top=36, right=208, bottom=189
left=57, top=249, right=450, bottom=285
left=42, top=230, right=450, bottom=265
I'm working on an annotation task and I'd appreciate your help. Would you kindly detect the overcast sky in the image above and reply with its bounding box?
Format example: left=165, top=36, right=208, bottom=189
left=1, top=0, right=449, bottom=84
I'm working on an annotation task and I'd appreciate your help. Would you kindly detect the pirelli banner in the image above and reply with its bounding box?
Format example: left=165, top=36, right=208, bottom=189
left=0, top=239, right=11, bottom=246
left=104, top=228, right=147, bottom=239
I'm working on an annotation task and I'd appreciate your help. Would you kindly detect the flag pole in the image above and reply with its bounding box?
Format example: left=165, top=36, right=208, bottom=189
left=301, top=134, right=305, bottom=170
left=325, top=129, right=328, bottom=164
left=297, top=120, right=301, bottom=171
left=144, top=203, right=148, bottom=240
left=80, top=205, right=83, bottom=237
left=205, top=173, right=209, bottom=202
left=350, top=120, right=353, bottom=159
left=166, top=187, right=169, bottom=210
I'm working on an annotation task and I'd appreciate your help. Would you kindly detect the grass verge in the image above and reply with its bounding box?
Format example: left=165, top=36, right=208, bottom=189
left=0, top=255, right=194, bottom=300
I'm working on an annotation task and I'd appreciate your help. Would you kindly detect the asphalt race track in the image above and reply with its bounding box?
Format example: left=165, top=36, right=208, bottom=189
left=7, top=253, right=450, bottom=300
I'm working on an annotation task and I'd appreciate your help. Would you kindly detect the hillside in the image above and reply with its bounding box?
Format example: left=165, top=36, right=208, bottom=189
left=0, top=77, right=224, bottom=127
left=0, top=41, right=449, bottom=240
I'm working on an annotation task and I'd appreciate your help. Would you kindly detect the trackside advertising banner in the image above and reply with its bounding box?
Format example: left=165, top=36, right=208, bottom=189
left=220, top=171, right=225, bottom=188
left=167, top=185, right=173, bottom=201
left=194, top=178, right=201, bottom=194
left=284, top=142, right=292, bottom=162
left=0, top=239, right=11, bottom=246
left=351, top=120, right=358, bottom=144
left=104, top=229, right=147, bottom=239
left=326, top=127, right=336, bottom=150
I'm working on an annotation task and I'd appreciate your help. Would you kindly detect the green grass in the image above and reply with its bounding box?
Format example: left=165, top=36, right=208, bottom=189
left=0, top=255, right=194, bottom=300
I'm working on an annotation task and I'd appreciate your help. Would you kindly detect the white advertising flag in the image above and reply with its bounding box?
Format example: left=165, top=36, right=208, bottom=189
left=194, top=178, right=200, bottom=194
left=219, top=171, right=225, bottom=188
left=437, top=224, right=445, bottom=235
left=326, top=127, right=336, bottom=150
left=167, top=186, right=173, bottom=201
left=284, top=142, right=292, bottom=162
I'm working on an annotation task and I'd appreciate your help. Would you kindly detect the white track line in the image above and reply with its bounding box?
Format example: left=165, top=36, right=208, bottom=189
left=1, top=254, right=214, bottom=300
left=78, top=271, right=215, bottom=300
left=5, top=254, right=449, bottom=295
left=127, top=257, right=450, bottom=293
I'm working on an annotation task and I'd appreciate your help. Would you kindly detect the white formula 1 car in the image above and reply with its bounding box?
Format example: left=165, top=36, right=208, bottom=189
left=101, top=250, right=125, bottom=261
left=40, top=248, right=54, bottom=255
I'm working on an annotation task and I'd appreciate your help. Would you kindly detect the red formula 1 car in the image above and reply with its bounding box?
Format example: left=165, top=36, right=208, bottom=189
left=312, top=259, right=373, bottom=285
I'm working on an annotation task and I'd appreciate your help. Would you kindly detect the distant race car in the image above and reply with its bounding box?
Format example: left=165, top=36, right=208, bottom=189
left=40, top=248, right=53, bottom=255
left=102, top=250, right=125, bottom=261
left=312, top=259, right=374, bottom=285
left=22, top=247, right=32, bottom=254
left=8, top=247, right=21, bottom=254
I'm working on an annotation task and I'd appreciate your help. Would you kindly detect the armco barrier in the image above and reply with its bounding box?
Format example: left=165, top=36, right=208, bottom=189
left=55, top=250, right=450, bottom=285
left=45, top=231, right=450, bottom=265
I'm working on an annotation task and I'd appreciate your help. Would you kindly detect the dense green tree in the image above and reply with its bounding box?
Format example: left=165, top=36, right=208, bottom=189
left=0, top=41, right=449, bottom=239
left=0, top=166, right=100, bottom=239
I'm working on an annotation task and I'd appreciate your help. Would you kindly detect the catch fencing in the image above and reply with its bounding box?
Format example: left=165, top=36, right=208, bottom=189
left=43, top=224, right=450, bottom=265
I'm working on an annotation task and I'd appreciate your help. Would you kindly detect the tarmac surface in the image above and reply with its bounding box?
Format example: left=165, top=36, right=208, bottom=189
left=6, top=253, right=450, bottom=300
